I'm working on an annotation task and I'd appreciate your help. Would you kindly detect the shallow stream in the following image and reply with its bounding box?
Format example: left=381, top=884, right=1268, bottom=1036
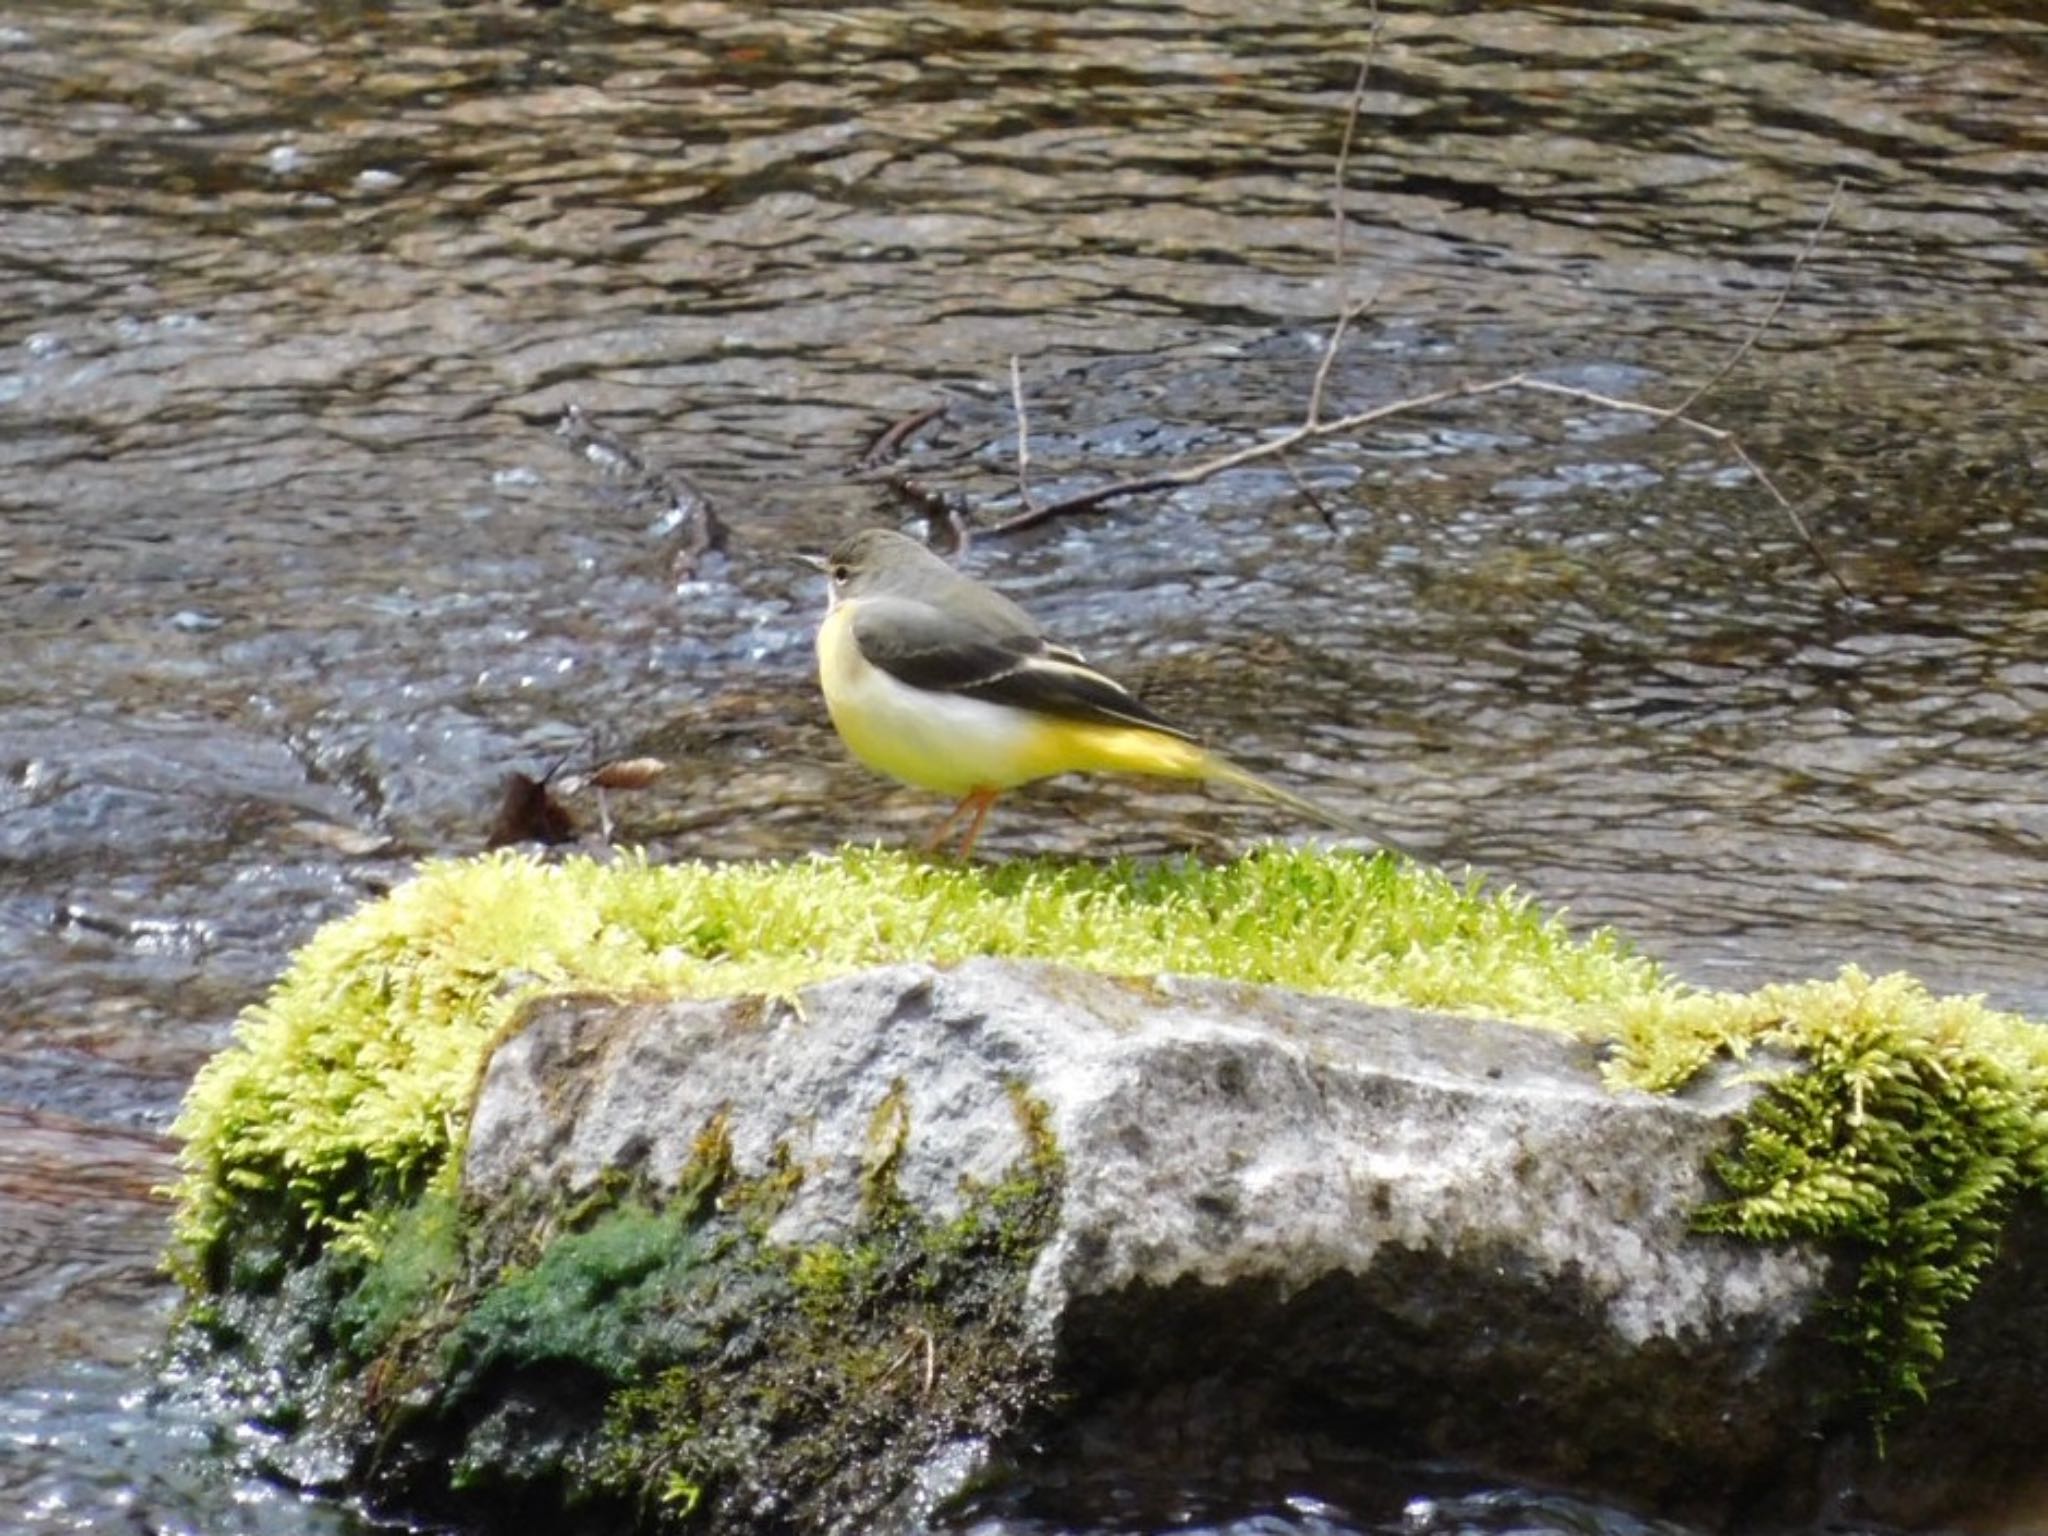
left=2, top=2, right=2043, bottom=1531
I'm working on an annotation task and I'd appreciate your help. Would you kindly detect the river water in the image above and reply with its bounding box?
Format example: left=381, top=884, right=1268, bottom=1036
left=1, top=2, right=2042, bottom=1532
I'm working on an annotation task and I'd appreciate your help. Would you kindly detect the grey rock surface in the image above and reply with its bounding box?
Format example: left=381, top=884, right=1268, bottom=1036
left=469, top=960, right=1818, bottom=1336
left=463, top=959, right=2046, bottom=1530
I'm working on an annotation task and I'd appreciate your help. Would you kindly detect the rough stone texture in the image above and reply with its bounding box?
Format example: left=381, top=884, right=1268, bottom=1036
left=468, top=962, right=1807, bottom=1340
left=464, top=959, right=2048, bottom=1532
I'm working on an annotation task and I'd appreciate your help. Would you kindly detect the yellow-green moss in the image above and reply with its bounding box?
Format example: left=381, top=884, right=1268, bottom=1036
left=1604, top=968, right=2048, bottom=1423
left=170, top=843, right=1655, bottom=1269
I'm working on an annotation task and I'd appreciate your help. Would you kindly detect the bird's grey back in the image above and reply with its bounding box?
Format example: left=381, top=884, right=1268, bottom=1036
left=836, top=529, right=1041, bottom=640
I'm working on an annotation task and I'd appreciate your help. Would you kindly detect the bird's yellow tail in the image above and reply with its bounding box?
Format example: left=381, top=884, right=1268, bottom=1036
left=1047, top=720, right=1410, bottom=856
left=1197, top=751, right=1412, bottom=857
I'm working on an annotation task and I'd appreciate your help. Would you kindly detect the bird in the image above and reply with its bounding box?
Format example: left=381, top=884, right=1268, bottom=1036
left=799, top=527, right=1400, bottom=860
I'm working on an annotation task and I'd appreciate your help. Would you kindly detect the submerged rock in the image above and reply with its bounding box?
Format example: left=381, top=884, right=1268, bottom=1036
left=455, top=957, right=2048, bottom=1531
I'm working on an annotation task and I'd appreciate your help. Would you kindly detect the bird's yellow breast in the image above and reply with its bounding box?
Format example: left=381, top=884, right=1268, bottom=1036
left=815, top=601, right=1210, bottom=797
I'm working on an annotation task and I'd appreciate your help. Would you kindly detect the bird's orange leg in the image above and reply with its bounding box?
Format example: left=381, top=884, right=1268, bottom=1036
left=923, top=793, right=977, bottom=852
left=951, top=787, right=1001, bottom=860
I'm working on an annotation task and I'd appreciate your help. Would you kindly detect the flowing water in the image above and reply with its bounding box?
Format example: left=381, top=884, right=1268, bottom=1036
left=1, top=1, right=2042, bottom=1531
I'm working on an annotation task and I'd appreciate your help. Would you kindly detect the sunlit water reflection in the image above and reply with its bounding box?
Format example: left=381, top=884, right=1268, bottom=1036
left=2, top=1, right=2042, bottom=1531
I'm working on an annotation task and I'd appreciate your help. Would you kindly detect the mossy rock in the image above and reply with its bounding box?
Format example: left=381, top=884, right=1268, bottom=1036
left=171, top=844, right=1657, bottom=1273
left=168, top=845, right=2048, bottom=1528
left=208, top=1092, right=1060, bottom=1534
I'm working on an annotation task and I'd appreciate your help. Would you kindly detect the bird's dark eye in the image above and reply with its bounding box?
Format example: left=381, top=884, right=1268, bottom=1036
left=831, top=564, right=851, bottom=583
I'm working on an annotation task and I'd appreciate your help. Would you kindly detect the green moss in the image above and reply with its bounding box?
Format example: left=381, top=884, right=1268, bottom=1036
left=939, top=1080, right=1067, bottom=1268
left=1602, top=967, right=2048, bottom=1425
left=788, top=1240, right=885, bottom=1318
left=446, top=1201, right=707, bottom=1386
left=330, top=1176, right=465, bottom=1362
left=171, top=843, right=1655, bottom=1272
left=280, top=1090, right=1066, bottom=1532
left=584, top=1089, right=1064, bottom=1531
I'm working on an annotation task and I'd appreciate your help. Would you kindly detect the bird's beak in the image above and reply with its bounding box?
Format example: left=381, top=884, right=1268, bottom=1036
left=790, top=551, right=830, bottom=574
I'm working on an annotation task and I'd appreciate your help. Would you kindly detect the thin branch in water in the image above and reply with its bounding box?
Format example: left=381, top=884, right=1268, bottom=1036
left=859, top=401, right=948, bottom=470
left=1509, top=380, right=1850, bottom=597
left=983, top=375, right=1514, bottom=535
left=1666, top=178, right=1845, bottom=422
left=1307, top=289, right=1377, bottom=429
left=1310, top=9, right=1382, bottom=428
left=1329, top=57, right=1369, bottom=286
left=938, top=502, right=973, bottom=560
left=1009, top=354, right=1037, bottom=512
left=980, top=469, right=1179, bottom=535
left=552, top=403, right=728, bottom=578
left=983, top=369, right=1853, bottom=597
left=1328, top=5, right=1381, bottom=291
left=1722, top=439, right=1843, bottom=595
left=1277, top=449, right=1340, bottom=532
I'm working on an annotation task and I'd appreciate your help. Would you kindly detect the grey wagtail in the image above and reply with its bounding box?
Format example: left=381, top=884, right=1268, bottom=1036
left=800, top=528, right=1395, bottom=859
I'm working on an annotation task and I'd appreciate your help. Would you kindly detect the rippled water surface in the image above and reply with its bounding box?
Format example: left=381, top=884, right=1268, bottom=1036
left=2, top=1, right=2043, bottom=1531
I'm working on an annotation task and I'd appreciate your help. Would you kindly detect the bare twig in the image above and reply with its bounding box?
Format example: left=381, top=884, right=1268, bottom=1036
left=1724, top=441, right=1837, bottom=590
left=1009, top=354, right=1037, bottom=511
left=859, top=402, right=948, bottom=470
left=984, top=176, right=1853, bottom=598
left=982, top=369, right=1853, bottom=596
left=984, top=375, right=1523, bottom=535
left=1512, top=377, right=1849, bottom=594
left=1328, top=6, right=1381, bottom=288
left=1665, top=179, right=1845, bottom=422
left=1329, top=53, right=1370, bottom=286
left=1307, top=290, right=1377, bottom=430
left=1308, top=11, right=1382, bottom=430
left=878, top=1338, right=916, bottom=1385
left=877, top=1326, right=938, bottom=1396
left=937, top=505, right=972, bottom=559
left=1278, top=450, right=1340, bottom=531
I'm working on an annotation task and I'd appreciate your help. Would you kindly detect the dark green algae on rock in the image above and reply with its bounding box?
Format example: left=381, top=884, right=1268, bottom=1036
left=184, top=1092, right=1063, bottom=1535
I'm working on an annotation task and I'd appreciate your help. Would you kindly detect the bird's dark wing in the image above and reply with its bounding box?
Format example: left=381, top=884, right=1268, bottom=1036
left=850, top=596, right=1196, bottom=741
